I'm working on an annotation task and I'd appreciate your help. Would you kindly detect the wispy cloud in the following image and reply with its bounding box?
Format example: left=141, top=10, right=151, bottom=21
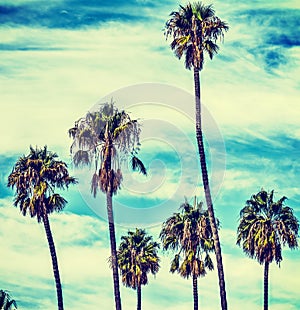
left=231, top=7, right=300, bottom=73
left=0, top=198, right=113, bottom=309
left=0, top=1, right=157, bottom=29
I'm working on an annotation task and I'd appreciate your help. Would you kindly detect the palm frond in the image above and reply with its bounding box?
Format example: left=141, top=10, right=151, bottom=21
left=131, top=156, right=147, bottom=176
left=203, top=39, right=219, bottom=59
left=170, top=254, right=180, bottom=273
left=73, top=150, right=91, bottom=167
left=68, top=126, right=77, bottom=139
left=47, top=194, right=67, bottom=213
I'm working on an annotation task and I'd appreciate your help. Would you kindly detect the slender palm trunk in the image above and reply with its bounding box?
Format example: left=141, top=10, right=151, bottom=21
left=193, top=67, right=228, bottom=310
left=192, top=275, right=198, bottom=310
left=42, top=212, right=64, bottom=310
left=106, top=192, right=122, bottom=310
left=264, top=262, right=269, bottom=310
left=105, top=144, right=122, bottom=310
left=137, top=284, right=142, bottom=310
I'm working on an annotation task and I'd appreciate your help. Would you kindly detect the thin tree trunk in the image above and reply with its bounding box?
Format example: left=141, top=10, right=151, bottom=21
left=105, top=142, right=122, bottom=310
left=193, top=275, right=198, bottom=310
left=104, top=132, right=122, bottom=310
left=193, top=67, right=228, bottom=310
left=42, top=212, right=64, bottom=310
left=137, top=284, right=142, bottom=310
left=106, top=192, right=122, bottom=310
left=264, top=262, right=269, bottom=310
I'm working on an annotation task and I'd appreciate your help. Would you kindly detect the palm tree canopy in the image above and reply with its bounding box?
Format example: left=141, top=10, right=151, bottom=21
left=237, top=189, right=299, bottom=265
left=160, top=197, right=215, bottom=279
left=7, top=146, right=77, bottom=223
left=0, top=290, right=17, bottom=310
left=165, top=1, right=228, bottom=70
left=117, top=228, right=160, bottom=289
left=68, top=101, right=146, bottom=197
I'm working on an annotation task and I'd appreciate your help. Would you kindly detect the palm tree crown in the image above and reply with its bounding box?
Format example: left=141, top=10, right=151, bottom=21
left=7, top=146, right=76, bottom=222
left=237, top=189, right=299, bottom=265
left=160, top=198, right=214, bottom=278
left=117, top=228, right=160, bottom=289
left=165, top=1, right=228, bottom=70
left=68, top=101, right=146, bottom=196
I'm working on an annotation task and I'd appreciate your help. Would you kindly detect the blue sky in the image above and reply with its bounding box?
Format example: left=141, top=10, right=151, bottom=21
left=0, top=0, right=300, bottom=309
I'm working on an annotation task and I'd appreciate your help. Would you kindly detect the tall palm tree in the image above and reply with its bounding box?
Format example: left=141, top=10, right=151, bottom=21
left=7, top=146, right=76, bottom=310
left=0, top=290, right=17, bottom=310
left=237, top=189, right=299, bottom=310
left=160, top=198, right=215, bottom=310
left=68, top=102, right=146, bottom=310
left=117, top=228, right=160, bottom=310
left=164, top=3, right=228, bottom=309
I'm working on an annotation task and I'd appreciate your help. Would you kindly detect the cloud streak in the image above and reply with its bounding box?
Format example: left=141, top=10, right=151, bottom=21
left=0, top=0, right=167, bottom=29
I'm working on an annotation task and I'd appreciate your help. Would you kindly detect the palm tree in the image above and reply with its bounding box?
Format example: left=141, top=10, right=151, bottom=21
left=0, top=290, right=17, bottom=310
left=237, top=189, right=299, bottom=310
left=68, top=101, right=146, bottom=310
left=160, top=198, right=215, bottom=310
left=164, top=3, right=228, bottom=308
left=7, top=146, right=76, bottom=310
left=117, top=228, right=160, bottom=310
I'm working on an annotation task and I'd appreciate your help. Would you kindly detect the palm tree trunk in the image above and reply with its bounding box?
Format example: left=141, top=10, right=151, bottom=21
left=193, top=67, right=228, bottom=310
left=264, top=261, right=269, bottom=310
left=137, top=284, right=142, bottom=310
left=106, top=191, right=122, bottom=310
left=193, top=275, right=198, bottom=310
left=105, top=142, right=122, bottom=310
left=42, top=211, right=64, bottom=310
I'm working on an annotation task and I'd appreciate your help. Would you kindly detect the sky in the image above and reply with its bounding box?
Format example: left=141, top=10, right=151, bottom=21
left=0, top=0, right=300, bottom=309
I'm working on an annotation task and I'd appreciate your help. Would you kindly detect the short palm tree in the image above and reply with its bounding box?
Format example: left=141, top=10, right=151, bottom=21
left=237, top=189, right=299, bottom=310
left=68, top=101, right=146, bottom=310
left=0, top=290, right=17, bottom=310
left=164, top=3, right=228, bottom=308
left=117, top=228, right=160, bottom=310
left=160, top=198, right=215, bottom=310
left=7, top=146, right=76, bottom=310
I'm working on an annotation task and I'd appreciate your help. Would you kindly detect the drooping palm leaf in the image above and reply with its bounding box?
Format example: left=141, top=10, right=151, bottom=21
left=131, top=156, right=147, bottom=176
